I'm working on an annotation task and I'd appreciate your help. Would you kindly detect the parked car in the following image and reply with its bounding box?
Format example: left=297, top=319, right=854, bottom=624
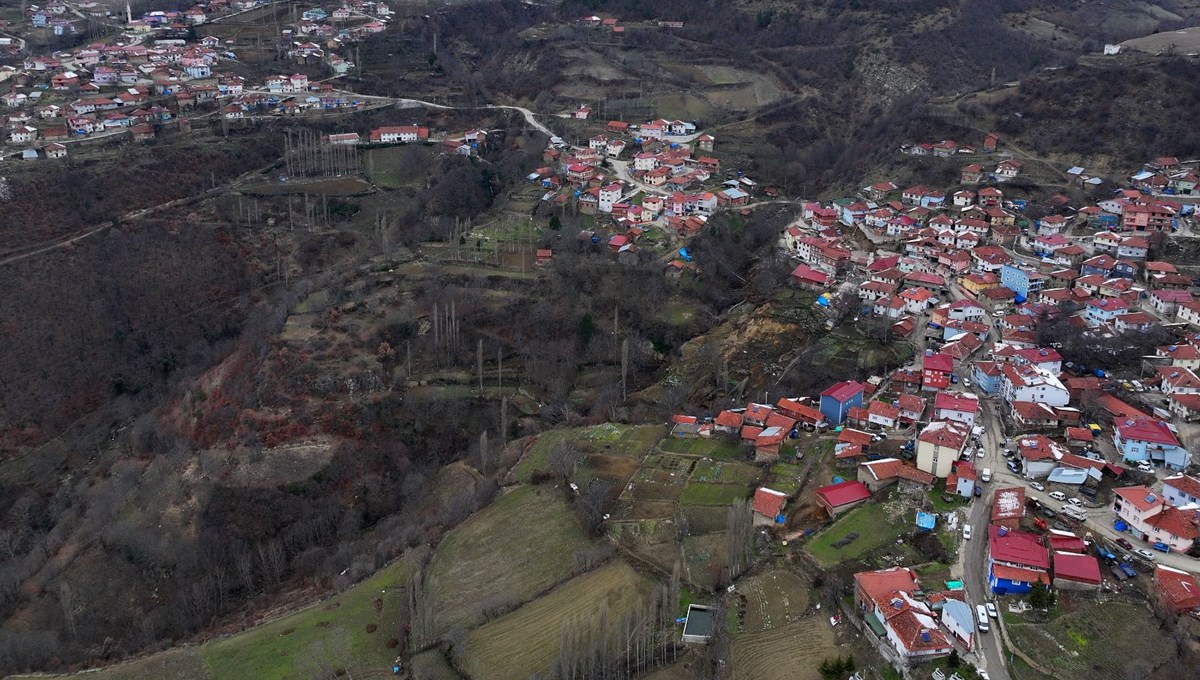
left=1006, top=460, right=1021, bottom=473
left=1040, top=507, right=1057, bottom=519
left=1029, top=482, right=1045, bottom=492
left=1153, top=542, right=1170, bottom=552
left=1068, top=498, right=1083, bottom=507
left=1049, top=491, right=1067, bottom=501
left=963, top=525, right=973, bottom=540
left=1116, top=537, right=1133, bottom=550
left=976, top=605, right=990, bottom=632
left=976, top=447, right=986, bottom=458
left=1135, top=548, right=1156, bottom=561
left=985, top=602, right=998, bottom=618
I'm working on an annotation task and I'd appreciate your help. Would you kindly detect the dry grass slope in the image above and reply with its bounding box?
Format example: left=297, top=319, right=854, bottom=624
left=459, top=560, right=654, bottom=680
left=425, top=484, right=596, bottom=636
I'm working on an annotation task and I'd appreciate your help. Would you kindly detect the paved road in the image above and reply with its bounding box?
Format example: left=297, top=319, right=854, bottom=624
left=961, top=397, right=1011, bottom=680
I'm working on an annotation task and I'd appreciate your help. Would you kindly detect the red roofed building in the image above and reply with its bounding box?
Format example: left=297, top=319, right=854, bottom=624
left=988, top=525, right=1050, bottom=594
left=1155, top=565, right=1200, bottom=613
left=915, top=420, right=970, bottom=477
left=867, top=400, right=902, bottom=429
left=1113, top=486, right=1200, bottom=552
left=839, top=428, right=874, bottom=447
left=714, top=410, right=743, bottom=433
left=790, top=264, right=833, bottom=289
left=1045, top=530, right=1087, bottom=553
left=1052, top=551, right=1102, bottom=591
left=991, top=487, right=1025, bottom=530
left=932, top=391, right=980, bottom=426
left=852, top=567, right=953, bottom=661
left=743, top=403, right=775, bottom=426
left=857, top=457, right=935, bottom=492
left=921, top=351, right=954, bottom=391
left=752, top=487, right=788, bottom=525
left=815, top=480, right=871, bottom=516
left=775, top=398, right=825, bottom=426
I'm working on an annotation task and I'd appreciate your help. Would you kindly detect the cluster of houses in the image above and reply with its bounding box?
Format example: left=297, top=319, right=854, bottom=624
left=528, top=118, right=763, bottom=262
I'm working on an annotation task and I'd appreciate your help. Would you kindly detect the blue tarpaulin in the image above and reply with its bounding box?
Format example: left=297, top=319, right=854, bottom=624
left=1114, top=519, right=1129, bottom=532
left=915, top=511, right=937, bottom=531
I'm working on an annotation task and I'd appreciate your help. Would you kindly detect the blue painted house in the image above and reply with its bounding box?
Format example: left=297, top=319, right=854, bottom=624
left=1084, top=297, right=1130, bottom=327
left=1113, top=417, right=1191, bottom=470
left=999, top=264, right=1043, bottom=301
left=971, top=361, right=1003, bottom=394
left=819, top=381, right=865, bottom=425
left=987, top=525, right=1049, bottom=595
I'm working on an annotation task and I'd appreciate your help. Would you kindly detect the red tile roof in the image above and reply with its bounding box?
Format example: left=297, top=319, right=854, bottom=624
left=922, top=352, right=954, bottom=373
left=855, top=567, right=919, bottom=601
left=816, top=480, right=871, bottom=509
left=933, top=391, right=980, bottom=414
left=1156, top=565, right=1200, bottom=611
left=821, top=380, right=865, bottom=402
left=989, top=525, right=1050, bottom=570
left=752, top=487, right=788, bottom=519
left=1148, top=506, right=1200, bottom=540
left=1114, top=486, right=1163, bottom=513
left=917, top=420, right=969, bottom=449
left=1115, top=418, right=1180, bottom=447
left=839, top=428, right=874, bottom=446
left=1164, top=474, right=1200, bottom=501
left=991, top=487, right=1025, bottom=522
left=1052, top=551, right=1101, bottom=585
left=991, top=563, right=1049, bottom=585
left=715, top=410, right=742, bottom=428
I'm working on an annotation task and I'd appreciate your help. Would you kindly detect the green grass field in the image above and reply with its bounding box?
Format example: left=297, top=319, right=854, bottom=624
left=425, top=485, right=595, bottom=636
left=659, top=437, right=745, bottom=459
left=511, top=424, right=666, bottom=483
left=680, top=482, right=751, bottom=506
left=459, top=560, right=653, bottom=680
left=201, top=559, right=407, bottom=679
left=767, top=463, right=806, bottom=494
left=14, top=558, right=410, bottom=680
left=691, top=460, right=762, bottom=486
left=806, top=499, right=907, bottom=567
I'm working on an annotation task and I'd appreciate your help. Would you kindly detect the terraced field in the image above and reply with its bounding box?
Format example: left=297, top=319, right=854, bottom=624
left=730, top=617, right=834, bottom=680
left=459, top=560, right=653, bottom=680
left=1004, top=599, right=1172, bottom=680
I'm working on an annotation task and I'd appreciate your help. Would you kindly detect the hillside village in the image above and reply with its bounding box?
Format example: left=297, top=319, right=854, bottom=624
left=0, top=0, right=385, bottom=160
left=7, top=3, right=1200, bottom=680
left=645, top=134, right=1200, bottom=675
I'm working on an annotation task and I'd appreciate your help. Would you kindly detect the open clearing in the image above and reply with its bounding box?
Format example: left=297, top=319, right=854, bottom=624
left=735, top=570, right=811, bottom=634
left=680, top=482, right=751, bottom=506
left=511, top=424, right=665, bottom=483
left=805, top=495, right=908, bottom=567
left=239, top=176, right=375, bottom=196
left=425, top=485, right=595, bottom=635
left=409, top=650, right=462, bottom=680
left=730, top=617, right=835, bottom=680
left=15, top=559, right=409, bottom=680
left=459, top=560, right=654, bottom=680
left=1004, top=599, right=1173, bottom=680
left=1124, top=25, right=1200, bottom=54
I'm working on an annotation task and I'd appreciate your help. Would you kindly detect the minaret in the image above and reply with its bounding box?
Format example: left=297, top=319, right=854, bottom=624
left=126, top=1, right=132, bottom=23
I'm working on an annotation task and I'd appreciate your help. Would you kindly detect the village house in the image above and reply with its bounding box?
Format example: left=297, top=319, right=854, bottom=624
left=988, top=525, right=1049, bottom=595
left=1155, top=565, right=1200, bottom=614
left=915, top=419, right=970, bottom=478
left=853, top=568, right=954, bottom=662
left=1113, top=486, right=1198, bottom=552
left=369, top=125, right=430, bottom=143
left=1113, top=418, right=1191, bottom=470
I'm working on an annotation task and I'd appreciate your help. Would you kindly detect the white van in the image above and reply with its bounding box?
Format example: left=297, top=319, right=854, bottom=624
left=976, top=605, right=990, bottom=632
left=1048, top=490, right=1067, bottom=501
left=981, top=468, right=993, bottom=483
left=1060, top=504, right=1087, bottom=521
